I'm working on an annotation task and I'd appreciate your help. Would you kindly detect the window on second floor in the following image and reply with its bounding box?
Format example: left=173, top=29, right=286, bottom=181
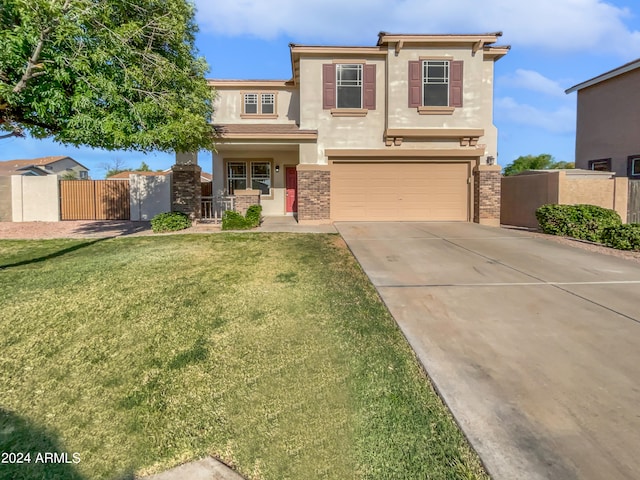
left=409, top=59, right=463, bottom=112
left=242, top=93, right=276, bottom=116
left=322, top=63, right=376, bottom=114
left=423, top=60, right=449, bottom=106
left=336, top=64, right=363, bottom=108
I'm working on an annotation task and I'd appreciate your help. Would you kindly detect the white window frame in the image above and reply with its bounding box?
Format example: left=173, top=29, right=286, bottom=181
left=422, top=60, right=449, bottom=107
left=629, top=156, right=640, bottom=177
left=227, top=162, right=247, bottom=193
left=261, top=94, right=275, bottom=114
left=226, top=161, right=272, bottom=196
left=243, top=92, right=276, bottom=116
left=251, top=161, right=271, bottom=195
left=336, top=64, right=363, bottom=109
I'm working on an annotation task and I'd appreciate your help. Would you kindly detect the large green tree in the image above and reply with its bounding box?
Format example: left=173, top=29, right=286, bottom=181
left=0, top=0, right=214, bottom=152
left=503, top=154, right=574, bottom=176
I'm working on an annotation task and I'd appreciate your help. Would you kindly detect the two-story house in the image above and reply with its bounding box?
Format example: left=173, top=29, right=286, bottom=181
left=209, top=32, right=509, bottom=224
left=566, top=58, right=640, bottom=178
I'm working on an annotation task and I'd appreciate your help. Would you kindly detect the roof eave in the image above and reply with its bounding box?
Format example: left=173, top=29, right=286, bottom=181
left=565, top=58, right=640, bottom=94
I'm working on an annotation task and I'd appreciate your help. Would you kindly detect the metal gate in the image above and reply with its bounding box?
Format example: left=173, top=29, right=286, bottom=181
left=629, top=180, right=640, bottom=224
left=60, top=180, right=130, bottom=220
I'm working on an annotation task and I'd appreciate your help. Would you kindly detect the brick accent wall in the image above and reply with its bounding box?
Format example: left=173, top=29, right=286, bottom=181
left=297, top=169, right=330, bottom=221
left=474, top=165, right=501, bottom=226
left=171, top=164, right=202, bottom=219
left=234, top=190, right=261, bottom=216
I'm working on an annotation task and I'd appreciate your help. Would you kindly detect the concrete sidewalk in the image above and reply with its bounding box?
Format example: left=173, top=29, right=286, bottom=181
left=141, top=457, right=245, bottom=480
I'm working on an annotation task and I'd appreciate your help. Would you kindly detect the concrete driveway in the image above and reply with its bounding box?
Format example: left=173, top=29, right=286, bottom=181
left=336, top=222, right=640, bottom=480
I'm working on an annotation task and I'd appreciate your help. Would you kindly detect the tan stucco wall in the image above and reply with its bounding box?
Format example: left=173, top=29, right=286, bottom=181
left=299, top=56, right=387, bottom=164
left=614, top=177, right=629, bottom=222
left=575, top=68, right=640, bottom=176
left=0, top=177, right=12, bottom=221
left=212, top=87, right=299, bottom=125
left=385, top=45, right=498, bottom=162
left=501, top=171, right=629, bottom=227
left=558, top=176, right=614, bottom=208
left=501, top=172, right=560, bottom=228
left=212, top=150, right=299, bottom=216
left=130, top=174, right=172, bottom=221
left=11, top=175, right=60, bottom=222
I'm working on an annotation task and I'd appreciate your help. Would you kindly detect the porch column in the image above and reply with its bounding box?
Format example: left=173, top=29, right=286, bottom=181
left=474, top=164, right=501, bottom=226
left=172, top=152, right=202, bottom=220
left=297, top=165, right=331, bottom=224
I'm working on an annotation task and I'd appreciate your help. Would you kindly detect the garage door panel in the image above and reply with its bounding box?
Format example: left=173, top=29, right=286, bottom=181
left=331, top=161, right=469, bottom=221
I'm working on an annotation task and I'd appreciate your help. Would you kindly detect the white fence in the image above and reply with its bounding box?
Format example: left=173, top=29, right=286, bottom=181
left=201, top=195, right=234, bottom=224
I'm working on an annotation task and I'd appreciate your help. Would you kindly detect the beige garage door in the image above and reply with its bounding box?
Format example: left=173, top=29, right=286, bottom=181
left=331, top=161, right=470, bottom=221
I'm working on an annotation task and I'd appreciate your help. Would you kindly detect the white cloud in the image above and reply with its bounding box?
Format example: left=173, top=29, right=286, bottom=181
left=194, top=0, right=640, bottom=57
left=499, top=69, right=567, bottom=97
left=495, top=97, right=576, bottom=134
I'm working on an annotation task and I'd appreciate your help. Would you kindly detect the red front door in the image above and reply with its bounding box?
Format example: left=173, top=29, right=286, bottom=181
left=285, top=167, right=297, bottom=213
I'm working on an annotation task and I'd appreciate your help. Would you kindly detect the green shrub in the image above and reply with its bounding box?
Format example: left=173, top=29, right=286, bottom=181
left=535, top=204, right=622, bottom=242
left=602, top=224, right=640, bottom=250
left=221, top=205, right=262, bottom=230
left=150, top=211, right=191, bottom=233
left=245, top=205, right=263, bottom=227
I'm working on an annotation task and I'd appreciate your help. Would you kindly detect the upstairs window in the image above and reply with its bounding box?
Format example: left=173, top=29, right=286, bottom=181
left=243, top=93, right=276, bottom=116
left=322, top=63, right=376, bottom=112
left=336, top=64, right=363, bottom=108
left=261, top=93, right=275, bottom=114
left=423, top=61, right=449, bottom=106
left=409, top=59, right=463, bottom=111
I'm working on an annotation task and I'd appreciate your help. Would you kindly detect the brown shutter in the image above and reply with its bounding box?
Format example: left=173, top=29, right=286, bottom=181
left=449, top=60, right=463, bottom=108
left=322, top=64, right=336, bottom=109
left=363, top=64, right=376, bottom=110
left=408, top=61, right=421, bottom=107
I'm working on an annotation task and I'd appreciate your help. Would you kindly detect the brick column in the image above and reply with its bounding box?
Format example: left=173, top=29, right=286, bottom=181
left=233, top=190, right=261, bottom=216
left=474, top=165, right=501, bottom=226
left=171, top=164, right=202, bottom=220
left=297, top=166, right=330, bottom=224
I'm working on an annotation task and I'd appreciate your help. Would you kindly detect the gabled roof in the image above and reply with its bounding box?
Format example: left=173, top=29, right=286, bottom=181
left=0, top=164, right=48, bottom=176
left=0, top=156, right=89, bottom=171
left=565, top=58, right=640, bottom=93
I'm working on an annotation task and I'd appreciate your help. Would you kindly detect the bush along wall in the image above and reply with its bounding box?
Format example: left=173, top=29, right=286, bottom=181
left=601, top=224, right=640, bottom=250
left=151, top=211, right=191, bottom=233
left=221, top=205, right=262, bottom=230
left=535, top=204, right=622, bottom=243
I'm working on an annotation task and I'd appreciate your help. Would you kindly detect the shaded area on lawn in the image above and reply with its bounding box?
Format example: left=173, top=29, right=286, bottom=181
left=0, top=238, right=108, bottom=270
left=0, top=408, right=86, bottom=480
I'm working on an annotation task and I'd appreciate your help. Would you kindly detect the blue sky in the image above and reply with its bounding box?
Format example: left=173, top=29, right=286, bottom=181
left=2, top=0, right=640, bottom=177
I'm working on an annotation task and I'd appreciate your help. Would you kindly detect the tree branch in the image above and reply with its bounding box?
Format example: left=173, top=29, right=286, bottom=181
left=12, top=27, right=52, bottom=94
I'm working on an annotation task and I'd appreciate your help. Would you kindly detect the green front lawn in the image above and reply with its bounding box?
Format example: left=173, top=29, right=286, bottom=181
left=0, top=234, right=488, bottom=480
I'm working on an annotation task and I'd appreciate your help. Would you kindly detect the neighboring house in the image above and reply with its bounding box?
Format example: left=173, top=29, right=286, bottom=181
left=566, top=58, right=640, bottom=177
left=209, top=32, right=509, bottom=224
left=0, top=156, right=90, bottom=179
